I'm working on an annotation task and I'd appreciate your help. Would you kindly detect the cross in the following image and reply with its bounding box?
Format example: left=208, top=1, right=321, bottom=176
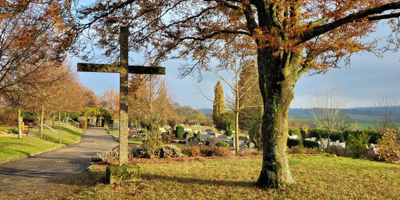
left=77, top=26, right=165, bottom=166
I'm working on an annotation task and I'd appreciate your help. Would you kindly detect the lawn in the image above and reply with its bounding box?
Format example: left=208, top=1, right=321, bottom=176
left=107, top=129, right=119, bottom=135
left=72, top=154, right=400, bottom=199
left=0, top=125, right=82, bottom=161
left=34, top=125, right=83, bottom=144
left=0, top=137, right=62, bottom=161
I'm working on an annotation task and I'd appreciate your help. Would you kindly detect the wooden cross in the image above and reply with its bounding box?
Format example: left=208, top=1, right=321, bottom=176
left=77, top=27, right=165, bottom=166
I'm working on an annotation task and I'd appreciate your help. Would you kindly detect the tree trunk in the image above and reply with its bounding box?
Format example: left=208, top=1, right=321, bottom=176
left=235, top=74, right=240, bottom=155
left=256, top=47, right=301, bottom=189
left=18, top=109, right=22, bottom=139
left=40, top=107, right=44, bottom=139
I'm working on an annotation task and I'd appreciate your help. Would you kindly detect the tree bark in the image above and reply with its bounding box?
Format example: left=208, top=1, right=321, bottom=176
left=18, top=109, right=22, bottom=139
left=40, top=106, right=44, bottom=139
left=256, top=47, right=300, bottom=188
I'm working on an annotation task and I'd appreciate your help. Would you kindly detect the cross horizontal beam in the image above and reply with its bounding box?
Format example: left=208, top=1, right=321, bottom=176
left=77, top=63, right=165, bottom=75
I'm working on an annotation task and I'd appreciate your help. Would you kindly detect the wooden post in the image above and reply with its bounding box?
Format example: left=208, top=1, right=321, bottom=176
left=18, top=109, right=22, bottom=139
left=119, top=26, right=129, bottom=166
left=40, top=106, right=44, bottom=139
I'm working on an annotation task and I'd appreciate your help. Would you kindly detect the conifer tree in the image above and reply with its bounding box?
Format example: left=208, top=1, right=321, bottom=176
left=212, top=81, right=226, bottom=129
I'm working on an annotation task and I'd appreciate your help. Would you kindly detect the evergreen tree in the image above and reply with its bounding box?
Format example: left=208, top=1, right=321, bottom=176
left=212, top=81, right=226, bottom=129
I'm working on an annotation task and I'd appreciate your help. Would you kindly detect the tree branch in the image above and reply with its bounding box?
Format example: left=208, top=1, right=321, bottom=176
left=300, top=2, right=400, bottom=43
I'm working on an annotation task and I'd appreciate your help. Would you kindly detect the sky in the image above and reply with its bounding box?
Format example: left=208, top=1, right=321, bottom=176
left=72, top=48, right=400, bottom=110
left=71, top=2, right=400, bottom=110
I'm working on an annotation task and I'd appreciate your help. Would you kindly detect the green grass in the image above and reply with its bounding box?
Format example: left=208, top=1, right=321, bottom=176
left=74, top=155, right=400, bottom=199
left=107, top=129, right=119, bottom=135
left=0, top=137, right=62, bottom=161
left=128, top=140, right=143, bottom=144
left=33, top=125, right=82, bottom=144
left=0, top=125, right=83, bottom=161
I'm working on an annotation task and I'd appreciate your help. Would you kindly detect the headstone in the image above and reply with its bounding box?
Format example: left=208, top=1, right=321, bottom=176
left=217, top=134, right=227, bottom=139
left=184, top=128, right=192, bottom=132
left=248, top=142, right=255, bottom=149
left=206, top=129, right=212, bottom=134
left=233, top=138, right=246, bottom=148
left=187, top=136, right=200, bottom=146
left=201, top=134, right=212, bottom=141
left=163, top=125, right=171, bottom=130
left=113, top=124, right=119, bottom=129
left=185, top=136, right=194, bottom=146
left=289, top=135, right=298, bottom=139
left=128, top=128, right=138, bottom=137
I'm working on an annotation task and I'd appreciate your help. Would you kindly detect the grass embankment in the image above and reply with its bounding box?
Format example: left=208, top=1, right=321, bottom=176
left=107, top=129, right=119, bottom=135
left=78, top=154, right=400, bottom=199
left=37, top=125, right=82, bottom=144
left=0, top=125, right=83, bottom=161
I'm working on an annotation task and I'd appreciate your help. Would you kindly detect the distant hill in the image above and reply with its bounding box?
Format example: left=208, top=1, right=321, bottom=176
left=289, top=106, right=400, bottom=118
left=200, top=106, right=400, bottom=117
left=199, top=108, right=213, bottom=115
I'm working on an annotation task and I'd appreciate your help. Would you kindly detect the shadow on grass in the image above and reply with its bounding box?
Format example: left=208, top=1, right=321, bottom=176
left=142, top=173, right=256, bottom=188
left=53, top=126, right=82, bottom=137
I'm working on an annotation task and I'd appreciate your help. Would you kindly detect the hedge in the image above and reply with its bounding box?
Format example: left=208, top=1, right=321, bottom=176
left=308, top=128, right=380, bottom=144
left=287, top=139, right=318, bottom=148
left=175, top=126, right=184, bottom=138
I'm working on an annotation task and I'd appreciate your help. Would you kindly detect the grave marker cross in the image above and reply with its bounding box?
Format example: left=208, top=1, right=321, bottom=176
left=77, top=26, right=165, bottom=166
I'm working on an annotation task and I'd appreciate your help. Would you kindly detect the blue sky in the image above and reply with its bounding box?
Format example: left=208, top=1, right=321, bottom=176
left=72, top=48, right=400, bottom=109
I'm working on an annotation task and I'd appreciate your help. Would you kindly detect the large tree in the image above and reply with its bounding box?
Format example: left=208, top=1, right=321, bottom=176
left=78, top=0, right=400, bottom=189
left=0, top=0, right=74, bottom=91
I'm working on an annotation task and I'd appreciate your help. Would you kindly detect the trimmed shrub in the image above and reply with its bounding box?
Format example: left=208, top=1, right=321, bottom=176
left=249, top=121, right=262, bottom=150
left=195, top=131, right=202, bottom=141
left=343, top=129, right=380, bottom=144
left=78, top=116, right=87, bottom=130
left=161, top=133, right=171, bottom=144
left=175, top=126, right=184, bottom=138
left=154, top=144, right=182, bottom=158
left=288, top=146, right=321, bottom=155
left=181, top=146, right=201, bottom=157
left=140, top=129, right=147, bottom=134
left=287, top=139, right=300, bottom=148
left=183, top=146, right=232, bottom=157
left=200, top=146, right=231, bottom=157
left=184, top=131, right=193, bottom=139
left=225, top=130, right=233, bottom=137
left=378, top=129, right=400, bottom=164
left=339, top=133, right=345, bottom=142
left=289, top=127, right=301, bottom=138
left=302, top=140, right=319, bottom=148
left=215, top=147, right=231, bottom=157
left=216, top=142, right=229, bottom=147
left=347, top=132, right=370, bottom=158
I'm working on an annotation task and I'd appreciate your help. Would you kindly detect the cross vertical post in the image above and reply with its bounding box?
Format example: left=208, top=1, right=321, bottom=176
left=77, top=26, right=165, bottom=166
left=119, top=26, right=129, bottom=166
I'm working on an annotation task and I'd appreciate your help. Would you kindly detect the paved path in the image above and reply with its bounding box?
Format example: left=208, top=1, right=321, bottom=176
left=0, top=127, right=118, bottom=198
